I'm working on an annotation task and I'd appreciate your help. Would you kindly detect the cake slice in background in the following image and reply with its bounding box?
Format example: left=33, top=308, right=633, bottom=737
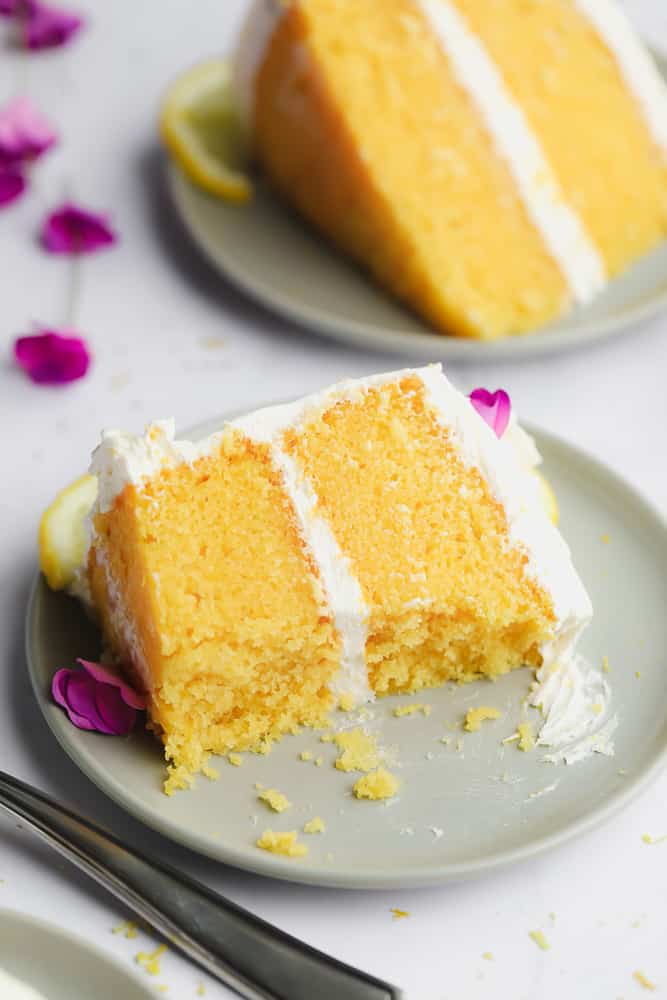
left=41, top=366, right=591, bottom=792
left=232, top=0, right=667, bottom=340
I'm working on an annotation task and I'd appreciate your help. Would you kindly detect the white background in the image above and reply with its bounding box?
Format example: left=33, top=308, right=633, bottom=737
left=1, top=2, right=667, bottom=997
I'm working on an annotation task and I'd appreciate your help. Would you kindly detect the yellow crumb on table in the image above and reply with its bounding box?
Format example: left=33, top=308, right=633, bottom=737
left=299, top=750, right=313, bottom=762
left=636, top=671, right=642, bottom=680
left=227, top=753, right=243, bottom=767
left=463, top=706, right=502, bottom=732
left=601, top=533, right=611, bottom=544
left=482, top=952, right=493, bottom=961
left=303, top=816, right=326, bottom=834
left=112, top=919, right=139, bottom=939
left=528, top=930, right=550, bottom=952
left=201, top=764, right=219, bottom=781
left=390, top=908, right=410, bottom=920
left=642, top=833, right=667, bottom=845
left=633, top=970, right=656, bottom=991
left=334, top=728, right=381, bottom=772
left=602, top=656, right=611, bottom=674
left=258, top=788, right=291, bottom=813
left=353, top=768, right=399, bottom=801
left=135, top=944, right=168, bottom=976
left=338, top=692, right=356, bottom=712
left=314, top=756, right=323, bottom=767
left=196, top=985, right=206, bottom=997
left=393, top=703, right=431, bottom=718
left=256, top=829, right=308, bottom=858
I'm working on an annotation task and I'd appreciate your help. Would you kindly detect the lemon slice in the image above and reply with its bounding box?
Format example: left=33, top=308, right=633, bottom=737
left=160, top=58, right=253, bottom=203
left=39, top=474, right=98, bottom=591
left=535, top=471, right=559, bottom=526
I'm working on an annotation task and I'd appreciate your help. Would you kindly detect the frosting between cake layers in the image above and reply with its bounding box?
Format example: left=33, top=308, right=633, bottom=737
left=575, top=0, right=667, bottom=156
left=413, top=0, right=606, bottom=306
left=84, top=364, right=591, bottom=708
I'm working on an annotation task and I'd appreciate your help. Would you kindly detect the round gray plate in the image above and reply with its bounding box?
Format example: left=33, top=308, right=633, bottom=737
left=167, top=52, right=667, bottom=362
left=0, top=910, right=154, bottom=1000
left=26, top=422, right=667, bottom=889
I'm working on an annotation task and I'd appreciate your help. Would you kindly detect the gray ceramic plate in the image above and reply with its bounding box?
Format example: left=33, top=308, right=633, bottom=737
left=26, top=420, right=667, bottom=889
left=166, top=52, right=667, bottom=362
left=0, top=910, right=154, bottom=1000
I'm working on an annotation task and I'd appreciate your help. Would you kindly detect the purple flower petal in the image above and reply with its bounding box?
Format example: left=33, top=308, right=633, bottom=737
left=469, top=388, right=511, bottom=439
left=77, top=659, right=147, bottom=710
left=94, top=684, right=138, bottom=735
left=41, top=202, right=117, bottom=255
left=14, top=328, right=91, bottom=385
left=0, top=0, right=38, bottom=16
left=65, top=672, right=118, bottom=734
left=0, top=96, right=57, bottom=168
left=0, top=168, right=25, bottom=206
left=52, top=669, right=98, bottom=731
left=24, top=3, right=83, bottom=49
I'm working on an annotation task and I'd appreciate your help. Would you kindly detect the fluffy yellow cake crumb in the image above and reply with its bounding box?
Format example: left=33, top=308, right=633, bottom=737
left=334, top=728, right=381, bottom=772
left=314, top=756, right=323, bottom=767
left=393, top=704, right=431, bottom=718
left=518, top=722, right=535, bottom=752
left=299, top=750, right=313, bottom=762
left=528, top=930, right=549, bottom=952
left=482, top=952, right=493, bottom=961
left=463, top=706, right=502, bottom=732
left=303, top=816, right=326, bottom=834
left=320, top=732, right=334, bottom=743
left=227, top=753, right=243, bottom=767
left=201, top=764, right=219, bottom=780
left=338, top=693, right=355, bottom=712
left=353, top=768, right=399, bottom=800
left=633, top=970, right=656, bottom=991
left=135, top=944, right=168, bottom=976
left=112, top=919, right=139, bottom=939
left=390, top=908, right=410, bottom=920
left=258, top=788, right=291, bottom=813
left=256, top=829, right=308, bottom=858
left=602, top=656, right=611, bottom=673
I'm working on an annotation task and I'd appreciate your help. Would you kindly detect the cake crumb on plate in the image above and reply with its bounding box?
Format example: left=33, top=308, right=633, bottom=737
left=463, top=706, right=502, bottom=732
left=353, top=768, right=399, bottom=801
left=258, top=788, right=291, bottom=813
left=390, top=908, right=410, bottom=920
left=304, top=816, right=326, bottom=834
left=256, top=830, right=307, bottom=858
left=334, top=729, right=381, bottom=772
left=633, top=970, right=656, bottom=991
left=528, top=930, right=550, bottom=951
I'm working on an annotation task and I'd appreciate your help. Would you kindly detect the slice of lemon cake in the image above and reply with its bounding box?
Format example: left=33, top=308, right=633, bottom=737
left=233, top=0, right=667, bottom=339
left=43, top=366, right=591, bottom=791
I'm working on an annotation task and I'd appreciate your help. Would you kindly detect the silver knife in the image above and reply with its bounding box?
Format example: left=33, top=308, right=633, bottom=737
left=0, top=770, right=402, bottom=1000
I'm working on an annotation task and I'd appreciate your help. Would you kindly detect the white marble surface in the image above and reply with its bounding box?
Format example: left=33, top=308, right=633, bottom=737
left=1, top=2, right=666, bottom=997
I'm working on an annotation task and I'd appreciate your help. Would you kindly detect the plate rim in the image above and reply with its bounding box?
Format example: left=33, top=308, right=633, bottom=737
left=166, top=47, right=667, bottom=364
left=0, top=908, right=156, bottom=998
left=25, top=420, right=667, bottom=889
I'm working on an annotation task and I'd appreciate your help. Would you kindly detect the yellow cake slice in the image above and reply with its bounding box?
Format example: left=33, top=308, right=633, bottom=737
left=43, top=366, right=591, bottom=791
left=232, top=0, right=667, bottom=339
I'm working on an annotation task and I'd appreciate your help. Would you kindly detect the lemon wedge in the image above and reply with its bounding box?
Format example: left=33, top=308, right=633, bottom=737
left=535, top=471, right=559, bottom=526
left=160, top=58, right=252, bottom=202
left=39, top=474, right=98, bottom=591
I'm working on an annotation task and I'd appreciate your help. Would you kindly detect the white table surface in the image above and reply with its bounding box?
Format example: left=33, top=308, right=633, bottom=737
left=1, top=2, right=667, bottom=997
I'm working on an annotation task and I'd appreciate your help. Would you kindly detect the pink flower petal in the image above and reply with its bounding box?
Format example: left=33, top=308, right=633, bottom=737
left=0, top=96, right=57, bottom=167
left=65, top=672, right=118, bottom=734
left=41, top=202, right=117, bottom=255
left=0, top=168, right=25, bottom=206
left=14, top=328, right=91, bottom=385
left=24, top=3, right=83, bottom=49
left=469, top=388, right=511, bottom=439
left=94, top=684, right=137, bottom=735
left=51, top=669, right=98, bottom=731
left=77, top=659, right=147, bottom=710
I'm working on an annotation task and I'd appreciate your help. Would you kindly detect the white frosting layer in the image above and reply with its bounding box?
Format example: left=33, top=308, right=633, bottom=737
left=85, top=364, right=592, bottom=708
left=412, top=0, right=606, bottom=305
left=530, top=655, right=617, bottom=765
left=231, top=0, right=285, bottom=133
left=0, top=968, right=49, bottom=1000
left=576, top=0, right=667, bottom=155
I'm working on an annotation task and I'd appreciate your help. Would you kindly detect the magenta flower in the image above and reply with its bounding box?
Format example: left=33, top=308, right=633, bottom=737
left=469, top=388, right=511, bottom=439
left=41, top=202, right=117, bottom=254
left=14, top=328, right=91, bottom=384
left=0, top=167, right=25, bottom=206
left=0, top=96, right=57, bottom=168
left=24, top=2, right=83, bottom=49
left=52, top=659, right=147, bottom=735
